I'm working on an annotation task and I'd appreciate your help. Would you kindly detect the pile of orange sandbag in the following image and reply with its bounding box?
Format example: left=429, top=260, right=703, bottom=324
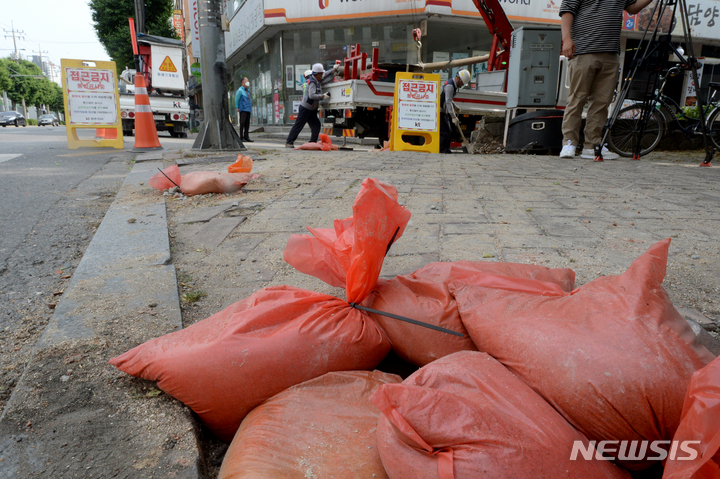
left=146, top=157, right=258, bottom=196
left=110, top=178, right=410, bottom=441
left=111, top=175, right=718, bottom=477
left=294, top=133, right=338, bottom=151
left=282, top=181, right=716, bottom=474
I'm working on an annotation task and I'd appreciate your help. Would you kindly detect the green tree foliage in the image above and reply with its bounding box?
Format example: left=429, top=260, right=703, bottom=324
left=0, top=60, right=11, bottom=92
left=89, top=0, right=177, bottom=74
left=1, top=57, right=65, bottom=115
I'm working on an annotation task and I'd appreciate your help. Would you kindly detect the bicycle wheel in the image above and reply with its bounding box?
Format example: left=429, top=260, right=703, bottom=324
left=608, top=105, right=664, bottom=157
left=707, top=107, right=720, bottom=150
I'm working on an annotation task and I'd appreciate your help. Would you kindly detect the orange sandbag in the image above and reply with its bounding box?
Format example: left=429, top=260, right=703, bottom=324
left=294, top=142, right=338, bottom=150
left=452, top=239, right=715, bottom=471
left=294, top=142, right=323, bottom=150
left=109, top=286, right=390, bottom=442
left=364, top=261, right=576, bottom=366
left=319, top=132, right=332, bottom=144
left=218, top=371, right=400, bottom=479
left=179, top=171, right=258, bottom=196
left=148, top=164, right=181, bottom=190
left=663, top=355, right=720, bottom=479
left=284, top=178, right=411, bottom=303
left=370, top=351, right=632, bottom=479
left=228, top=155, right=253, bottom=173
left=111, top=179, right=409, bottom=442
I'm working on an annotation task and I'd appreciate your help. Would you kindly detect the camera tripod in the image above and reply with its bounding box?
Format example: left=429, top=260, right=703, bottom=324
left=598, top=0, right=716, bottom=166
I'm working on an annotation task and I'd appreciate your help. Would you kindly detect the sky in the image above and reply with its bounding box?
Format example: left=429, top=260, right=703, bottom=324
left=1, top=0, right=111, bottom=83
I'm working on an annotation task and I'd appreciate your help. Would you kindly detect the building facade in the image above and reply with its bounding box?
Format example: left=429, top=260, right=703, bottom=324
left=223, top=0, right=720, bottom=127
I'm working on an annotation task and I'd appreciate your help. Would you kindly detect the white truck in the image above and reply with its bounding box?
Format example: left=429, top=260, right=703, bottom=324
left=118, top=90, right=190, bottom=138
left=119, top=34, right=190, bottom=138
left=320, top=77, right=507, bottom=146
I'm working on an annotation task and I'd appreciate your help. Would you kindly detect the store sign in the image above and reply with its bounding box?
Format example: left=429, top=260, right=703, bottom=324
left=227, top=0, right=265, bottom=55
left=191, top=62, right=202, bottom=78
left=624, top=0, right=719, bottom=38
left=191, top=0, right=201, bottom=58
left=264, top=0, right=420, bottom=23
left=173, top=10, right=185, bottom=42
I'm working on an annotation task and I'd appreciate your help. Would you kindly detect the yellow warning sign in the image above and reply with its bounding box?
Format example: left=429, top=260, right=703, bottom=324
left=390, top=72, right=440, bottom=153
left=159, top=56, right=177, bottom=72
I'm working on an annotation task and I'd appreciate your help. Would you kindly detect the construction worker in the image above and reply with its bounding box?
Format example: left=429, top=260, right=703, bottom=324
left=440, top=69, right=471, bottom=154
left=286, top=63, right=339, bottom=148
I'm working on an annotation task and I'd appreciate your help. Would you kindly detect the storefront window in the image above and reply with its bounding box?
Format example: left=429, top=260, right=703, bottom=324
left=233, top=33, right=284, bottom=126
left=424, top=21, right=494, bottom=87
left=281, top=23, right=416, bottom=122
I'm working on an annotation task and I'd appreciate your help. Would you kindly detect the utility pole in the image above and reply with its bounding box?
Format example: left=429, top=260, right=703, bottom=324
left=193, top=0, right=244, bottom=150
left=33, top=44, right=49, bottom=78
left=134, top=0, right=146, bottom=34
left=4, top=22, right=27, bottom=116
left=3, top=21, right=25, bottom=64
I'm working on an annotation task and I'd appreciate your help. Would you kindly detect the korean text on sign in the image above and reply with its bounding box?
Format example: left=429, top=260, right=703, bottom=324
left=65, top=68, right=118, bottom=125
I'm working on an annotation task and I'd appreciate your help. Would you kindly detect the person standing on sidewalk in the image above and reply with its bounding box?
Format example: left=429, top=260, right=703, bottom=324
left=235, top=77, right=253, bottom=143
left=558, top=0, right=652, bottom=160
left=440, top=69, right=471, bottom=154
left=285, top=63, right=339, bottom=148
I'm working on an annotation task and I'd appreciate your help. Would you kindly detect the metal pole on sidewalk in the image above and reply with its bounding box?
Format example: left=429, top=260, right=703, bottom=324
left=192, top=0, right=245, bottom=150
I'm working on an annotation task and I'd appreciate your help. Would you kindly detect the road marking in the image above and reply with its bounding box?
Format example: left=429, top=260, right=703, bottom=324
left=0, top=154, right=22, bottom=164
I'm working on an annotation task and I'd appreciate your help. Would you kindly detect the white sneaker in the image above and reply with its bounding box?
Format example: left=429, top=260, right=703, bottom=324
left=559, top=140, right=576, bottom=158
left=581, top=146, right=619, bottom=160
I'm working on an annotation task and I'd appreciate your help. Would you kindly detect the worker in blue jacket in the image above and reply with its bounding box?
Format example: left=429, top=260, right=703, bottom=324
left=235, top=77, right=253, bottom=142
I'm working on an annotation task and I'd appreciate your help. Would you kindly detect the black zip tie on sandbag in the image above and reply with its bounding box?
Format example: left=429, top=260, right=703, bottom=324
left=385, top=226, right=400, bottom=256
left=347, top=226, right=463, bottom=337
left=348, top=302, right=464, bottom=337
left=157, top=167, right=180, bottom=188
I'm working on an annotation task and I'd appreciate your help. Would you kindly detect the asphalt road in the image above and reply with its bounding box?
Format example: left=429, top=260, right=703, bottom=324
left=0, top=125, right=193, bottom=411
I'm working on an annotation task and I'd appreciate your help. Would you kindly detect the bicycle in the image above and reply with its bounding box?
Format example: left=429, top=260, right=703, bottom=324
left=607, top=65, right=720, bottom=157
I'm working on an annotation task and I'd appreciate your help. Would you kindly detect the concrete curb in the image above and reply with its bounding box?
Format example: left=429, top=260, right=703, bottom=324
left=0, top=158, right=199, bottom=478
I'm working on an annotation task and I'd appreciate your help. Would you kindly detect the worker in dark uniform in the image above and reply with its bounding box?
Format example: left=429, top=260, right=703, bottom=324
left=439, top=69, right=470, bottom=154
left=285, top=63, right=339, bottom=147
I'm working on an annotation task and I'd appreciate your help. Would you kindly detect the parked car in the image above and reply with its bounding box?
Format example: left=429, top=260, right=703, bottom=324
left=38, top=114, right=60, bottom=127
left=0, top=111, right=27, bottom=127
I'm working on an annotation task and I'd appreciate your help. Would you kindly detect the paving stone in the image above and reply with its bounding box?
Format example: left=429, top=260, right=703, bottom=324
left=176, top=203, right=234, bottom=223
left=191, top=216, right=246, bottom=249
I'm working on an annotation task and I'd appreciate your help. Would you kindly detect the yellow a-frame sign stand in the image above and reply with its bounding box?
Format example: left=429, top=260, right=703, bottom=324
left=390, top=72, right=440, bottom=153
left=61, top=59, right=124, bottom=149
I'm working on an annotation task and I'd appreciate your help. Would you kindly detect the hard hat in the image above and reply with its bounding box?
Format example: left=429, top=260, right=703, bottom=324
left=304, top=69, right=313, bottom=79
left=312, top=63, right=325, bottom=74
left=457, top=69, right=471, bottom=87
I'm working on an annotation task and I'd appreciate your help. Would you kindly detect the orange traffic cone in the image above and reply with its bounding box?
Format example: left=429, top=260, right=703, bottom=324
left=132, top=73, right=162, bottom=152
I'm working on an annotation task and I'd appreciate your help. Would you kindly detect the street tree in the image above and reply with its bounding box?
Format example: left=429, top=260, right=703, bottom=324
left=2, top=59, right=42, bottom=112
left=0, top=59, right=11, bottom=93
left=89, top=0, right=177, bottom=74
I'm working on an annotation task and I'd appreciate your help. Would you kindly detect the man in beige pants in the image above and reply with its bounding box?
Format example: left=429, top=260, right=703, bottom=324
left=559, top=0, right=653, bottom=160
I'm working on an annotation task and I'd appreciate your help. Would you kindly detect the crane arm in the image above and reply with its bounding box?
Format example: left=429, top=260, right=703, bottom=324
left=470, top=0, right=514, bottom=70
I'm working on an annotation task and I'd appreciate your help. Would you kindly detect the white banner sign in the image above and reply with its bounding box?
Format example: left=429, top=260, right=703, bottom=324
left=227, top=0, right=265, bottom=56
left=396, top=79, right=439, bottom=131
left=64, top=68, right=118, bottom=125
left=191, top=0, right=201, bottom=58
